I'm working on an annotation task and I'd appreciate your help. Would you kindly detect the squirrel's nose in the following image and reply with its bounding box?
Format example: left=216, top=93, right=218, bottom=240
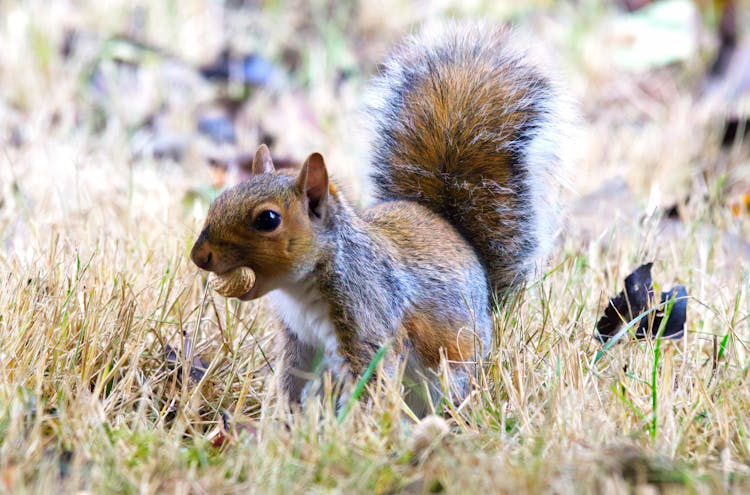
left=190, top=233, right=213, bottom=271
left=192, top=249, right=212, bottom=270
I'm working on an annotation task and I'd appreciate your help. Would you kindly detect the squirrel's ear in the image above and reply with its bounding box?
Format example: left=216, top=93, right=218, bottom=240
left=252, top=144, right=276, bottom=175
left=296, top=152, right=329, bottom=218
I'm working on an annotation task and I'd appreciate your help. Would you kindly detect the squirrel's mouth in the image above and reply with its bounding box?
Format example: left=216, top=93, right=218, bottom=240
left=237, top=284, right=260, bottom=301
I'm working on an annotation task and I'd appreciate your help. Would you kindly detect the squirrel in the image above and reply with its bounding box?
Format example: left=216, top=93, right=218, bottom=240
left=190, top=22, right=571, bottom=414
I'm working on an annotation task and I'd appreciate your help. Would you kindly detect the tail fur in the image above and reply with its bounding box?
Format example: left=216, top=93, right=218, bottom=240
left=367, top=21, right=572, bottom=297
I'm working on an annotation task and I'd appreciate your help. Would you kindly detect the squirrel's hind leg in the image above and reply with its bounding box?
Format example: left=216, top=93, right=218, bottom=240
left=400, top=353, right=476, bottom=417
left=278, top=326, right=317, bottom=404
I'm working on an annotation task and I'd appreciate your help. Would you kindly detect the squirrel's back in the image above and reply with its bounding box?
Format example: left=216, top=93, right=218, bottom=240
left=367, top=22, right=572, bottom=297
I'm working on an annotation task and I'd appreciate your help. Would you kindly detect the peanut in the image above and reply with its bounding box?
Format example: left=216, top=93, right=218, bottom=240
left=208, top=266, right=256, bottom=298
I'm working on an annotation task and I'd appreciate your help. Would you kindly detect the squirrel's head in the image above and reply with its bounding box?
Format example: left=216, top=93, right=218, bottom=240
left=190, top=144, right=331, bottom=300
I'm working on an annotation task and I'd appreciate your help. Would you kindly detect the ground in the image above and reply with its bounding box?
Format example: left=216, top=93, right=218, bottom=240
left=1, top=0, right=749, bottom=493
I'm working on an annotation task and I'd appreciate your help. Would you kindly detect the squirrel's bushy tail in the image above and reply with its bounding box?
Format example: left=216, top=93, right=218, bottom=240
left=367, top=21, right=572, bottom=298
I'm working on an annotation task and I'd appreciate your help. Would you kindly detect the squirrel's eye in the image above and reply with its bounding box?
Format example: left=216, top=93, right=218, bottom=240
left=253, top=210, right=282, bottom=232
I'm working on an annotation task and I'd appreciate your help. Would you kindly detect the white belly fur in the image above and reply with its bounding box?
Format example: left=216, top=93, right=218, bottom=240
left=267, top=279, right=344, bottom=375
left=268, top=280, right=454, bottom=413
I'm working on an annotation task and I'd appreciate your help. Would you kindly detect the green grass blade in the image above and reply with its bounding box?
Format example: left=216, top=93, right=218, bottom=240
left=337, top=340, right=392, bottom=424
left=650, top=292, right=677, bottom=440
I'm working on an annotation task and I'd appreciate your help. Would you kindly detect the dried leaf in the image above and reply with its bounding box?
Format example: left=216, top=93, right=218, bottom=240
left=596, top=263, right=687, bottom=342
left=165, top=334, right=209, bottom=384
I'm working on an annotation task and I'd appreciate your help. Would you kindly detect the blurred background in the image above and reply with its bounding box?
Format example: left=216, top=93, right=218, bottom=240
left=0, top=0, right=748, bottom=261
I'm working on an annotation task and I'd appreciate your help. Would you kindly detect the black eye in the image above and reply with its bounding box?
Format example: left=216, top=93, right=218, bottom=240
left=253, top=210, right=281, bottom=232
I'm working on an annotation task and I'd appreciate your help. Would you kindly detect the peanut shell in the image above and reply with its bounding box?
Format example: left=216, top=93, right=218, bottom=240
left=208, top=266, right=256, bottom=298
left=408, top=415, right=450, bottom=459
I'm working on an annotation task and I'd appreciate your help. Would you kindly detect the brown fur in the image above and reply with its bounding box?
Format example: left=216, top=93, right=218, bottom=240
left=191, top=168, right=317, bottom=298
left=402, top=313, right=476, bottom=368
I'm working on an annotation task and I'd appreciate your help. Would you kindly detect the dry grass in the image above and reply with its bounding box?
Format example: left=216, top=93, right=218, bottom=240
left=1, top=0, right=750, bottom=493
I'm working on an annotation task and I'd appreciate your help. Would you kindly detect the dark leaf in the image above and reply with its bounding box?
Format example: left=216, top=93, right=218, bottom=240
left=709, top=1, right=736, bottom=77
left=165, top=334, right=209, bottom=384
left=197, top=115, right=236, bottom=144
left=200, top=50, right=276, bottom=86
left=199, top=48, right=231, bottom=80
left=596, top=263, right=654, bottom=340
left=618, top=0, right=652, bottom=12
left=241, top=54, right=275, bottom=86
left=722, top=118, right=750, bottom=148
left=635, top=285, right=687, bottom=339
left=60, top=29, right=78, bottom=59
left=596, top=263, right=687, bottom=342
